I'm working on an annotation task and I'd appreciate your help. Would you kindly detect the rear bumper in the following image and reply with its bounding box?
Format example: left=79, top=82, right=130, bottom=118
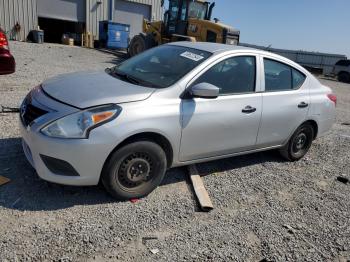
left=316, top=117, right=335, bottom=138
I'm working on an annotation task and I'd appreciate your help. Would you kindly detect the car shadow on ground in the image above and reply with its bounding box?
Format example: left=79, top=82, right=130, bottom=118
left=0, top=137, right=286, bottom=212
left=95, top=48, right=128, bottom=66
left=96, top=48, right=129, bottom=60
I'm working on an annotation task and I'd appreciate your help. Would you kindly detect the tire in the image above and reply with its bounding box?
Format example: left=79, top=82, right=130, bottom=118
left=279, top=123, right=314, bottom=161
left=128, top=34, right=147, bottom=57
left=101, top=141, right=167, bottom=200
left=128, top=34, right=156, bottom=57
left=145, top=34, right=157, bottom=49
left=338, top=72, right=350, bottom=83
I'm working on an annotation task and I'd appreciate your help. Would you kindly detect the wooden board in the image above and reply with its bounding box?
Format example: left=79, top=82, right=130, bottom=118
left=0, top=175, right=10, bottom=186
left=187, top=164, right=214, bottom=212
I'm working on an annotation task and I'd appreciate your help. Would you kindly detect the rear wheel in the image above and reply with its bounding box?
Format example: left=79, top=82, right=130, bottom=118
left=101, top=141, right=167, bottom=200
left=338, top=72, right=350, bottom=83
left=279, top=123, right=314, bottom=161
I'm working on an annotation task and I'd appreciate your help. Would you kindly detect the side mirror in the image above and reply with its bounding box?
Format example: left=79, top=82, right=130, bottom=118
left=190, top=82, right=219, bottom=99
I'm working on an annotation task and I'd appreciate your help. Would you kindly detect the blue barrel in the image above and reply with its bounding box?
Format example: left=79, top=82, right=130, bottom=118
left=99, top=21, right=130, bottom=49
left=32, top=30, right=44, bottom=44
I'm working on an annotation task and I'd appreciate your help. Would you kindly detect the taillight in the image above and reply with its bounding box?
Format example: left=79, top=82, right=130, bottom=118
left=0, top=31, right=9, bottom=50
left=327, top=94, right=337, bottom=106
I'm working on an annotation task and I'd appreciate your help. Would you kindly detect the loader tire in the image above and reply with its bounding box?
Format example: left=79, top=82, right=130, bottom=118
left=128, top=34, right=156, bottom=57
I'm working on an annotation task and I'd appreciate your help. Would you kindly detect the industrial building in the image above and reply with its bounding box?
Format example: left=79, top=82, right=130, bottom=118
left=0, top=0, right=162, bottom=43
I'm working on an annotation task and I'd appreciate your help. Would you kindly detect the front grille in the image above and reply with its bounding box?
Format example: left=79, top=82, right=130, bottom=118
left=21, top=99, right=48, bottom=126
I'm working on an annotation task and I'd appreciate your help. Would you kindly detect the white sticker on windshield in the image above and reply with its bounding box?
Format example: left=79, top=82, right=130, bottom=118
left=180, top=51, right=204, bottom=62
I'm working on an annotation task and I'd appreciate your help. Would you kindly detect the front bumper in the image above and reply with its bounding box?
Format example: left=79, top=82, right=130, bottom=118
left=20, top=119, right=116, bottom=186
left=19, top=87, right=120, bottom=186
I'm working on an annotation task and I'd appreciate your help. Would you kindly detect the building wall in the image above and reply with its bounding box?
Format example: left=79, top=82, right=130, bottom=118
left=86, top=0, right=109, bottom=39
left=0, top=0, right=38, bottom=41
left=37, top=0, right=86, bottom=22
left=113, top=0, right=151, bottom=38
left=86, top=0, right=162, bottom=39
left=0, top=0, right=162, bottom=41
left=126, top=0, right=163, bottom=21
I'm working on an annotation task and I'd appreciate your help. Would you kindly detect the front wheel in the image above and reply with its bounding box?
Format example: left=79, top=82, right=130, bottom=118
left=128, top=35, right=146, bottom=57
left=101, top=141, right=167, bottom=200
left=279, top=123, right=314, bottom=161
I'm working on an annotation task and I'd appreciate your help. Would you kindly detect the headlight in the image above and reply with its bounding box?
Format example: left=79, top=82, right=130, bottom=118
left=41, top=104, right=121, bottom=138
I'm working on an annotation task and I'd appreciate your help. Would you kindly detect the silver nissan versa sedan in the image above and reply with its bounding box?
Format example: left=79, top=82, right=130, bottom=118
left=20, top=42, right=336, bottom=200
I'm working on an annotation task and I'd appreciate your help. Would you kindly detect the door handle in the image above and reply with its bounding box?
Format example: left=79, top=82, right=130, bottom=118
left=298, top=102, right=309, bottom=108
left=242, top=105, right=256, bottom=113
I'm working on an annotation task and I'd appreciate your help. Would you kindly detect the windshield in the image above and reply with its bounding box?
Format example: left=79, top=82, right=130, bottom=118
left=108, top=45, right=211, bottom=88
left=188, top=2, right=207, bottom=19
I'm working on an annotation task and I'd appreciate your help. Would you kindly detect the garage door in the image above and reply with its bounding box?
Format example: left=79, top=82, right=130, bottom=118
left=37, top=0, right=86, bottom=22
left=114, top=0, right=151, bottom=38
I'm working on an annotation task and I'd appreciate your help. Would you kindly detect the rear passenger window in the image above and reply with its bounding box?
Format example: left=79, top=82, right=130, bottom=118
left=292, top=69, right=306, bottom=89
left=264, top=58, right=306, bottom=91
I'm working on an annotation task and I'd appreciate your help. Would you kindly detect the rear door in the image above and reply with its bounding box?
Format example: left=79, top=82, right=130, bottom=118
left=256, top=56, right=309, bottom=148
left=179, top=54, right=263, bottom=161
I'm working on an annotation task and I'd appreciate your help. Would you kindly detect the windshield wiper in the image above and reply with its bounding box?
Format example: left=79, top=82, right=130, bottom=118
left=109, top=68, right=160, bottom=88
left=110, top=69, right=140, bottom=85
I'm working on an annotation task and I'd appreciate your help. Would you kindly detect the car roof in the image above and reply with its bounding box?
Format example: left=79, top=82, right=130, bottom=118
left=168, top=41, right=259, bottom=54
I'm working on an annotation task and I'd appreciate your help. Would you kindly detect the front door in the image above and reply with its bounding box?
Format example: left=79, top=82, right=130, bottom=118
left=179, top=55, right=262, bottom=162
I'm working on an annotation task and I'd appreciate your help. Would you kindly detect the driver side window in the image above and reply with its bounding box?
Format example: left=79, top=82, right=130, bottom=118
left=194, top=56, right=256, bottom=95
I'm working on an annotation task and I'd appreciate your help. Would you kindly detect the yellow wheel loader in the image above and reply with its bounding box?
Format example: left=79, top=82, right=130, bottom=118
left=128, top=0, right=240, bottom=56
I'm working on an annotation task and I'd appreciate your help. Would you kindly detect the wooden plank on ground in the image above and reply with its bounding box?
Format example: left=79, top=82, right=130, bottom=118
left=187, top=164, right=213, bottom=212
left=0, top=175, right=10, bottom=186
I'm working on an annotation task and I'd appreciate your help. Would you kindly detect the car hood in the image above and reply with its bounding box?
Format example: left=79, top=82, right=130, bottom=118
left=42, top=71, right=155, bottom=108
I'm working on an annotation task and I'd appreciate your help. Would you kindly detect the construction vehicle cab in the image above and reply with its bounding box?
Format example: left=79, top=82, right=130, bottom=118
left=165, top=0, right=211, bottom=36
left=128, top=0, right=240, bottom=56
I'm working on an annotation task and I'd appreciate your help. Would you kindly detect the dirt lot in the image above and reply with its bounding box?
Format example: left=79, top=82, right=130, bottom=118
left=0, top=42, right=349, bottom=261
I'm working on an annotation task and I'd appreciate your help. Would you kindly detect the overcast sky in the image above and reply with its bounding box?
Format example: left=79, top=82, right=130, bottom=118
left=212, top=0, right=349, bottom=58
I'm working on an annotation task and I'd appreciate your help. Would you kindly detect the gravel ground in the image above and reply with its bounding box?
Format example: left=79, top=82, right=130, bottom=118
left=0, top=41, right=349, bottom=262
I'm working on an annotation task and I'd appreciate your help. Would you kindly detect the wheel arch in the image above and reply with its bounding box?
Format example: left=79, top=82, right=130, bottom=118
left=303, top=119, right=318, bottom=140
left=284, top=119, right=319, bottom=146
left=103, top=132, right=174, bottom=172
